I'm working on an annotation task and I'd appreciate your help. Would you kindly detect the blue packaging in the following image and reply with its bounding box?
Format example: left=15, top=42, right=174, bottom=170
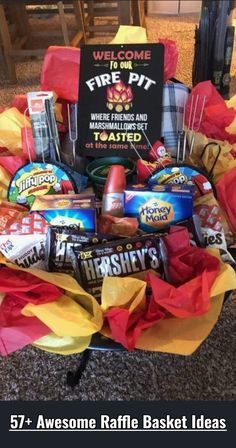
left=124, top=184, right=193, bottom=232
left=31, top=194, right=96, bottom=232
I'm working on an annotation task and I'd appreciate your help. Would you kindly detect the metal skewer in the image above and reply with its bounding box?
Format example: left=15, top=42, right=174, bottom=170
left=39, top=114, right=45, bottom=163
left=189, top=94, right=207, bottom=154
left=23, top=107, right=32, bottom=163
left=125, top=128, right=154, bottom=176
left=141, top=128, right=166, bottom=170
left=67, top=103, right=78, bottom=169
left=182, top=94, right=194, bottom=162
left=45, top=99, right=61, bottom=163
left=176, top=96, right=187, bottom=163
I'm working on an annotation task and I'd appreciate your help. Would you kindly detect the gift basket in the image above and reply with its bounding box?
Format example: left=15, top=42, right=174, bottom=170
left=0, top=26, right=236, bottom=387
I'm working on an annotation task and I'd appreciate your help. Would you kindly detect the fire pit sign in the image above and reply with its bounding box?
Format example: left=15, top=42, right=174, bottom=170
left=77, top=44, right=164, bottom=158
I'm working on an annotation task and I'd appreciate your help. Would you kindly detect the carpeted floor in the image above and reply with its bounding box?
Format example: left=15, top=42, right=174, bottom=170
left=0, top=295, right=235, bottom=400
left=0, top=14, right=235, bottom=400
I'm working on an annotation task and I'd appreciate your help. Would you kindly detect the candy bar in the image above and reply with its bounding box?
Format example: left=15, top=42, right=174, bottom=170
left=72, top=235, right=162, bottom=299
left=46, top=226, right=121, bottom=274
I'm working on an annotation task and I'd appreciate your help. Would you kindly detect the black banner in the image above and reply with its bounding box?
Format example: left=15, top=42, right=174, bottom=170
left=77, top=44, right=164, bottom=158
left=0, top=401, right=235, bottom=443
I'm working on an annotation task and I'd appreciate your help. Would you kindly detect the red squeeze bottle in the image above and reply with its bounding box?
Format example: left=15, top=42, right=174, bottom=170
left=102, top=165, right=126, bottom=217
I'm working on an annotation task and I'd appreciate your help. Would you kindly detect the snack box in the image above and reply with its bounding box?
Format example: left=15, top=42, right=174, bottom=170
left=124, top=184, right=194, bottom=232
left=31, top=194, right=96, bottom=232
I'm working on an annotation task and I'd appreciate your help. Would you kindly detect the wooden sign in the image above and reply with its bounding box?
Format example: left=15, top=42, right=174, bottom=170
left=77, top=43, right=164, bottom=158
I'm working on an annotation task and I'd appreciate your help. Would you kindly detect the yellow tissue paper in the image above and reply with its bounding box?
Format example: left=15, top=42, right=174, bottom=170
left=0, top=260, right=103, bottom=342
left=23, top=293, right=102, bottom=337
left=110, top=25, right=147, bottom=44
left=187, top=131, right=236, bottom=183
left=33, top=333, right=91, bottom=355
left=101, top=276, right=147, bottom=313
left=0, top=166, right=11, bottom=199
left=0, top=107, right=31, bottom=155
left=226, top=94, right=236, bottom=135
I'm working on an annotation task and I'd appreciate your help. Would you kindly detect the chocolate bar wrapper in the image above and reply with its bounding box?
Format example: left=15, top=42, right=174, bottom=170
left=72, top=235, right=162, bottom=300
left=46, top=226, right=122, bottom=274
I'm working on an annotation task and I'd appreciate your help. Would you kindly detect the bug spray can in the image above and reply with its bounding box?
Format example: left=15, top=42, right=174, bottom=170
left=101, top=165, right=126, bottom=217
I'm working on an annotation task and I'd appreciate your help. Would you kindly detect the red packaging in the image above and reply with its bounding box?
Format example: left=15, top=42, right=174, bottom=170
left=148, top=140, right=172, bottom=164
left=102, top=165, right=126, bottom=217
left=136, top=159, right=159, bottom=183
left=194, top=193, right=227, bottom=250
left=0, top=201, right=27, bottom=234
left=98, top=214, right=139, bottom=237
left=6, top=212, right=49, bottom=235
left=136, top=141, right=172, bottom=182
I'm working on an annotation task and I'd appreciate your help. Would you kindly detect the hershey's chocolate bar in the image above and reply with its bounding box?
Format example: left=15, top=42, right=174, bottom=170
left=72, top=235, right=162, bottom=299
left=46, top=226, right=121, bottom=274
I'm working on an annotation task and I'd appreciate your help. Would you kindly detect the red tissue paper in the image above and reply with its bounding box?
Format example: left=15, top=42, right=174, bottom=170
left=159, top=38, right=178, bottom=83
left=105, top=302, right=165, bottom=351
left=0, top=294, right=50, bottom=356
left=41, top=46, right=80, bottom=103
left=0, top=267, right=64, bottom=304
left=0, top=266, right=65, bottom=355
left=105, top=228, right=221, bottom=350
left=216, top=166, right=236, bottom=234
left=185, top=81, right=236, bottom=143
